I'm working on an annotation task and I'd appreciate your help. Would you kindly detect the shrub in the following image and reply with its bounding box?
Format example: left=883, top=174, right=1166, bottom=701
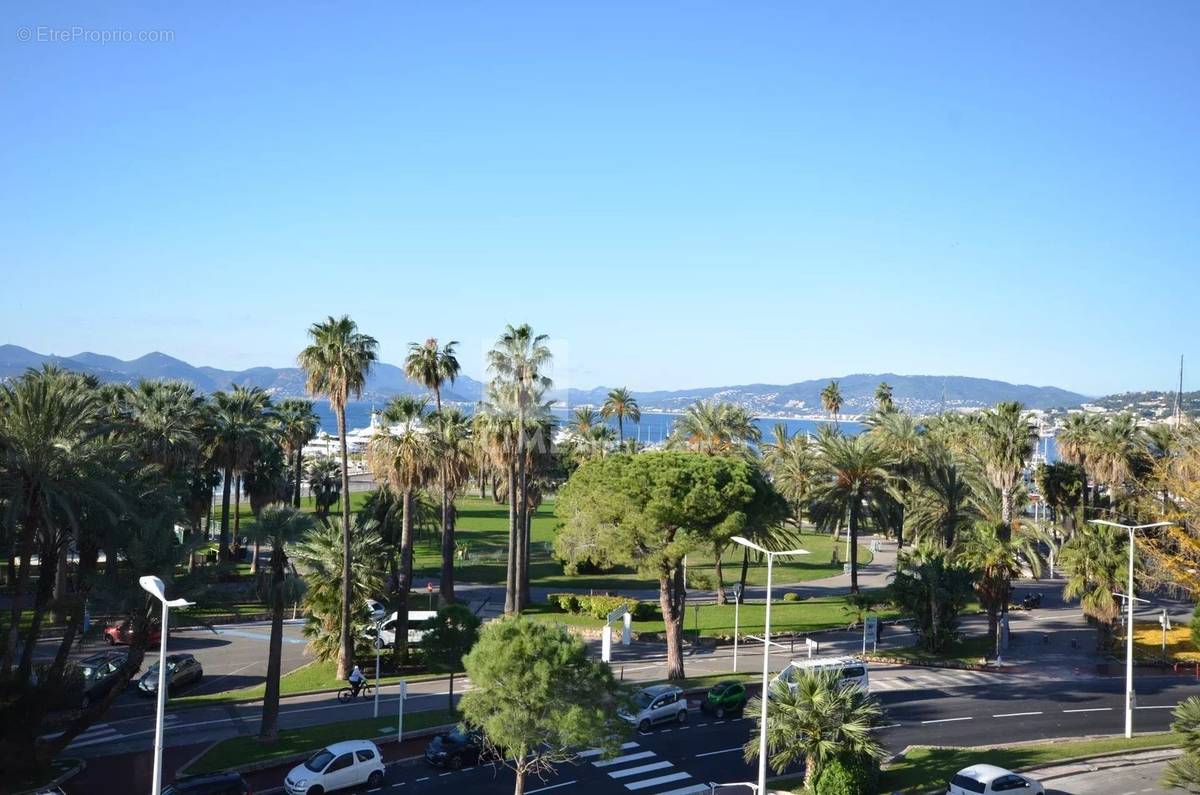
left=815, top=752, right=880, bottom=795
left=782, top=592, right=800, bottom=603
left=1191, top=604, right=1200, bottom=652
left=547, top=594, right=578, bottom=613
left=632, top=601, right=658, bottom=621
left=578, top=595, right=639, bottom=620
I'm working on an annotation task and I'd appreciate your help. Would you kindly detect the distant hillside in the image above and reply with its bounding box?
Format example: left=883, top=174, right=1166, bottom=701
left=1084, top=389, right=1200, bottom=420
left=0, top=346, right=1089, bottom=413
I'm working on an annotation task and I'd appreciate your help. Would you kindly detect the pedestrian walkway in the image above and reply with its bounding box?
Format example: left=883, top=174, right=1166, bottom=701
left=581, top=741, right=710, bottom=794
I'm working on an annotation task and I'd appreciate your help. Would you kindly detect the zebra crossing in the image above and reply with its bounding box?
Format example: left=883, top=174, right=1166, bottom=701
left=55, top=711, right=180, bottom=749
left=579, top=741, right=709, bottom=794
left=870, top=668, right=1025, bottom=692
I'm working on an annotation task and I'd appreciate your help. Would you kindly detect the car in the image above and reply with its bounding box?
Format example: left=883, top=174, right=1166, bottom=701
left=104, top=619, right=162, bottom=646
left=162, top=771, right=252, bottom=795
left=700, top=680, right=748, bottom=718
left=619, top=684, right=687, bottom=732
left=772, top=656, right=870, bottom=697
left=362, top=610, right=437, bottom=647
left=1020, top=593, right=1043, bottom=610
left=138, top=653, right=204, bottom=696
left=947, top=764, right=1045, bottom=794
left=284, top=739, right=386, bottom=794
left=424, top=727, right=496, bottom=769
left=73, top=651, right=129, bottom=708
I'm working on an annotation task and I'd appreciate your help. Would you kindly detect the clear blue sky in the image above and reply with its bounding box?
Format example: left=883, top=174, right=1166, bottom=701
left=3, top=2, right=1197, bottom=397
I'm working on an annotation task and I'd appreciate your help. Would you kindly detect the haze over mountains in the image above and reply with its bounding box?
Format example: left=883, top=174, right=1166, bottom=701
left=0, top=344, right=1090, bottom=413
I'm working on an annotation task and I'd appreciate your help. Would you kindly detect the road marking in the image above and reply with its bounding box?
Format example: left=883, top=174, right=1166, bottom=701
left=578, top=742, right=638, bottom=759
left=695, top=746, right=742, bottom=758
left=527, top=782, right=577, bottom=794
left=593, top=751, right=656, bottom=767
left=609, top=761, right=674, bottom=779
left=873, top=723, right=901, bottom=730
left=1137, top=705, right=1176, bottom=710
left=416, top=777, right=429, bottom=782
left=654, top=786, right=711, bottom=795
left=921, top=716, right=972, bottom=724
left=993, top=711, right=1043, bottom=718
left=439, top=772, right=452, bottom=776
left=1063, top=707, right=1113, bottom=713
left=626, top=772, right=692, bottom=790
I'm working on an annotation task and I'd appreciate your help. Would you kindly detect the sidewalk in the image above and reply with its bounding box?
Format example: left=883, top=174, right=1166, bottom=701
left=1025, top=748, right=1185, bottom=794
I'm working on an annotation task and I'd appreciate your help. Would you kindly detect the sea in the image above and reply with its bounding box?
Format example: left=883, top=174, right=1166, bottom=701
left=312, top=400, right=1058, bottom=459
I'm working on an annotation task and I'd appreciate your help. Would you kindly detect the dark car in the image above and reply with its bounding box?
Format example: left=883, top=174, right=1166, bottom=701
left=425, top=728, right=495, bottom=769
left=1021, top=593, right=1044, bottom=610
left=104, top=619, right=162, bottom=646
left=138, top=653, right=203, bottom=696
left=162, top=771, right=251, bottom=795
left=74, top=651, right=129, bottom=708
left=701, top=680, right=748, bottom=718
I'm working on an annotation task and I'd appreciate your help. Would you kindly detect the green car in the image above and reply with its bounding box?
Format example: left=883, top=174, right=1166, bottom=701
left=701, top=680, right=748, bottom=718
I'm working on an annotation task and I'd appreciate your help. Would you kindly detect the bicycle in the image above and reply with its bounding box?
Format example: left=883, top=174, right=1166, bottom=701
left=337, top=682, right=374, bottom=703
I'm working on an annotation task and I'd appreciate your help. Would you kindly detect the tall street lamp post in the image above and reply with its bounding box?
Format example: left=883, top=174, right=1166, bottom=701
left=730, top=536, right=808, bottom=794
left=1088, top=520, right=1171, bottom=738
left=139, top=575, right=194, bottom=795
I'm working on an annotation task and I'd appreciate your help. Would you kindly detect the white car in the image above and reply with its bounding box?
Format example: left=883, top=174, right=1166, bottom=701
left=363, top=610, right=438, bottom=647
left=619, top=684, right=687, bottom=732
left=284, top=740, right=386, bottom=795
left=947, top=764, right=1044, bottom=795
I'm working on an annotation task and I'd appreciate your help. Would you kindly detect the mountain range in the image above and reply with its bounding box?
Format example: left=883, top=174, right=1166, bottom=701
left=0, top=344, right=1090, bottom=413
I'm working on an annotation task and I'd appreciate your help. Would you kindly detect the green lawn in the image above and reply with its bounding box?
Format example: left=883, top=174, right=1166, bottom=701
left=871, top=634, right=994, bottom=666
left=170, top=660, right=443, bottom=709
left=185, top=709, right=460, bottom=774
left=529, top=592, right=898, bottom=639
left=873, top=733, right=1176, bottom=794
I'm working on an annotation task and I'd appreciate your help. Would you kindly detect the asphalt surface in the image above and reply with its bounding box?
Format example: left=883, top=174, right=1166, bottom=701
left=1043, top=758, right=1186, bottom=794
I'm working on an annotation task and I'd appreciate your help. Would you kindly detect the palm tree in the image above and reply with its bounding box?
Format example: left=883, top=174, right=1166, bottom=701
left=956, top=524, right=1041, bottom=656
left=306, top=457, right=342, bottom=520
left=569, top=406, right=597, bottom=436
left=298, top=315, right=379, bottom=679
left=242, top=439, right=290, bottom=573
left=874, top=381, right=895, bottom=413
left=252, top=504, right=313, bottom=741
left=808, top=433, right=893, bottom=592
left=207, top=386, right=273, bottom=561
left=476, top=388, right=520, bottom=612
left=429, top=407, right=473, bottom=605
left=276, top=399, right=320, bottom=508
left=907, top=445, right=977, bottom=549
left=404, top=338, right=461, bottom=413
left=976, top=402, right=1035, bottom=541
left=1091, top=413, right=1148, bottom=503
left=821, top=380, right=843, bottom=426
left=600, top=387, right=641, bottom=444
left=127, top=380, right=205, bottom=475
left=1059, top=522, right=1127, bottom=633
left=761, top=424, right=818, bottom=527
left=869, top=411, right=923, bottom=548
left=1057, top=413, right=1101, bottom=516
left=668, top=401, right=761, bottom=455
left=1144, top=423, right=1179, bottom=514
left=744, top=671, right=885, bottom=791
left=487, top=324, right=553, bottom=614
left=367, top=395, right=433, bottom=664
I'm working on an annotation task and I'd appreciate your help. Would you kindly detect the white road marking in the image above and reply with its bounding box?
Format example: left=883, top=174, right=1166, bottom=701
left=527, top=782, right=577, bottom=794
left=577, top=741, right=638, bottom=759
left=921, top=716, right=973, bottom=724
left=695, top=746, right=742, bottom=758
left=1137, top=705, right=1176, bottom=710
left=626, top=772, right=692, bottom=790
left=609, top=761, right=674, bottom=779
left=1063, top=707, right=1112, bottom=713
left=592, top=751, right=656, bottom=767
left=993, top=711, right=1043, bottom=718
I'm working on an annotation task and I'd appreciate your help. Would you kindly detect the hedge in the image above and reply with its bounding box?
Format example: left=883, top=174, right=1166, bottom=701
left=547, top=594, right=655, bottom=621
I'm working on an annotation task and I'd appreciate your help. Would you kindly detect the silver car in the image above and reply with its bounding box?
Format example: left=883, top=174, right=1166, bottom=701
left=620, top=684, right=687, bottom=732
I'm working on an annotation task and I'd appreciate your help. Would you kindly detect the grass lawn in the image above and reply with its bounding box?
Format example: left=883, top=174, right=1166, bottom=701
left=203, top=492, right=872, bottom=592
left=870, top=733, right=1176, bottom=794
left=185, top=709, right=460, bottom=774
left=873, top=634, right=994, bottom=666
left=171, top=660, right=443, bottom=709
left=528, top=592, right=899, bottom=639
left=1130, top=622, right=1200, bottom=662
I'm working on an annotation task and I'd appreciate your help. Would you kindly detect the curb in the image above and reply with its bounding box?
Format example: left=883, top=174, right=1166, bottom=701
left=15, top=757, right=86, bottom=795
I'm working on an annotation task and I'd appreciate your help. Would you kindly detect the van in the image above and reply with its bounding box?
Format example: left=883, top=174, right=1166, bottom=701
left=771, top=656, right=869, bottom=695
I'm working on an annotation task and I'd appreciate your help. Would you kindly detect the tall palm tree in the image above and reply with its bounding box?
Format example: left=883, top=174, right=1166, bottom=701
left=207, top=386, right=273, bottom=561
left=430, top=407, right=473, bottom=605
left=668, top=401, right=761, bottom=455
left=820, top=380, right=843, bottom=426
left=874, top=381, right=895, bottom=413
left=1144, top=423, right=1179, bottom=514
left=744, top=672, right=885, bottom=791
left=761, top=424, right=818, bottom=527
left=1057, top=413, right=1101, bottom=517
left=976, top=402, right=1035, bottom=541
left=1090, top=413, right=1147, bottom=502
left=869, top=411, right=923, bottom=548
left=569, top=406, right=597, bottom=436
left=242, top=438, right=290, bottom=573
left=476, top=388, right=520, bottom=612
left=600, top=387, right=641, bottom=444
left=298, top=315, right=379, bottom=678
left=404, top=338, right=461, bottom=413
left=956, top=523, right=1041, bottom=656
left=252, top=504, right=313, bottom=741
left=808, top=433, right=893, bottom=592
left=1058, top=522, right=1127, bottom=632
left=276, top=399, right=320, bottom=507
left=487, top=324, right=552, bottom=614
left=907, top=445, right=976, bottom=549
left=126, top=380, right=205, bottom=476
left=368, top=395, right=433, bottom=664
left=306, top=457, right=342, bottom=520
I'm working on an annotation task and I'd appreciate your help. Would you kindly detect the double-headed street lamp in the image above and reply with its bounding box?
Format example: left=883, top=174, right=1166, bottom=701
left=730, top=536, right=808, bottom=795
left=1087, top=520, right=1172, bottom=738
left=139, top=575, right=194, bottom=795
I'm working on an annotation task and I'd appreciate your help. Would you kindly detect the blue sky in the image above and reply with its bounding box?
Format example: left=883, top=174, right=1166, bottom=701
left=2, top=2, right=1197, bottom=397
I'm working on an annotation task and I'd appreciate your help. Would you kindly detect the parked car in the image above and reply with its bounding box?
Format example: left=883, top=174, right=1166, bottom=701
left=700, top=680, right=748, bottom=718
left=362, top=610, right=437, bottom=647
left=424, top=727, right=497, bottom=769
left=138, top=653, right=203, bottom=696
left=619, top=684, right=687, bottom=732
left=771, top=656, right=870, bottom=697
left=1020, top=592, right=1044, bottom=610
left=104, top=619, right=162, bottom=646
left=284, top=740, right=386, bottom=794
left=162, top=771, right=251, bottom=795
left=74, top=651, right=129, bottom=708
left=948, top=765, right=1044, bottom=794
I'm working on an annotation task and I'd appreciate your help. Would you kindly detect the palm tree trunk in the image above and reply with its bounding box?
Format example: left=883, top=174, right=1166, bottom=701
left=439, top=487, right=455, bottom=606
left=713, top=544, right=727, bottom=605
left=522, top=505, right=533, bottom=607
left=2, top=498, right=38, bottom=676
left=849, top=499, right=861, bottom=594
left=219, top=465, right=233, bottom=561
left=505, top=458, right=517, bottom=615
left=515, top=417, right=528, bottom=613
left=233, top=474, right=243, bottom=560
left=738, top=546, right=751, bottom=596
left=479, top=465, right=486, bottom=500
left=19, top=534, right=57, bottom=681
left=293, top=449, right=304, bottom=508
left=661, top=563, right=686, bottom=680
left=394, top=489, right=414, bottom=666
left=999, top=486, right=1014, bottom=542
left=336, top=402, right=354, bottom=680
left=259, top=545, right=286, bottom=741
left=51, top=540, right=69, bottom=624
left=446, top=670, right=454, bottom=713
left=618, top=416, right=624, bottom=444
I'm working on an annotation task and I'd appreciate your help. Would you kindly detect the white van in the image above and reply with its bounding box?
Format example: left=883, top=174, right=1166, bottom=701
left=363, top=610, right=437, bottom=647
left=771, top=656, right=870, bottom=695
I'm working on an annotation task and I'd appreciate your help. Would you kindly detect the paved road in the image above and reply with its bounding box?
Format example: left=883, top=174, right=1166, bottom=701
left=1042, top=758, right=1186, bottom=794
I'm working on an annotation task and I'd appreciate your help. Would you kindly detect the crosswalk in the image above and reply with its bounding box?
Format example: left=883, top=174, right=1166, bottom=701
left=580, top=741, right=709, bottom=794
left=55, top=711, right=180, bottom=749
left=870, top=669, right=1024, bottom=692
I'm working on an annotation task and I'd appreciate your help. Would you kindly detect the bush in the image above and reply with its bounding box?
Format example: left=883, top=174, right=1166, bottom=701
left=547, top=593, right=580, bottom=613
left=578, top=595, right=639, bottom=620
left=782, top=592, right=800, bottom=602
left=815, top=752, right=880, bottom=795
left=1191, top=604, right=1200, bottom=652
left=632, top=601, right=658, bottom=621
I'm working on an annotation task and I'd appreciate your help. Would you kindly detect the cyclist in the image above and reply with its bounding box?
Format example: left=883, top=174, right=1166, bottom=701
left=348, top=664, right=366, bottom=698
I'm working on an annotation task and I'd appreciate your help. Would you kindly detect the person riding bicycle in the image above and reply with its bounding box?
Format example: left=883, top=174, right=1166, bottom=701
left=348, top=664, right=366, bottom=697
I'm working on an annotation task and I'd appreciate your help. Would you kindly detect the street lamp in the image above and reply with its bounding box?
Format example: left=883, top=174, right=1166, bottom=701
left=139, top=575, right=194, bottom=795
left=730, top=536, right=808, bottom=795
left=1087, top=520, right=1171, bottom=738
